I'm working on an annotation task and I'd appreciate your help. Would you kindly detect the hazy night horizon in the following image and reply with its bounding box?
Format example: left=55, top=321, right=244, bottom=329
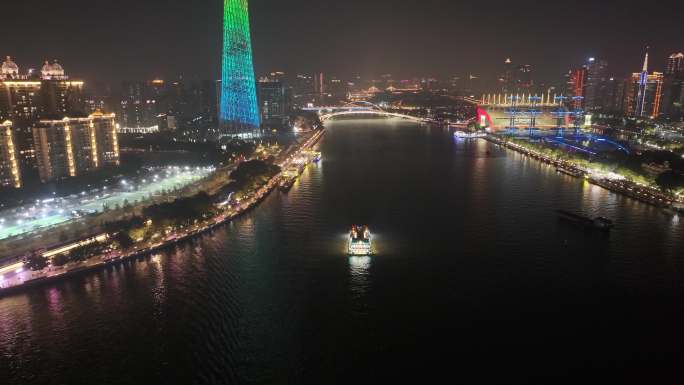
left=1, top=0, right=684, bottom=384
left=2, top=0, right=683, bottom=82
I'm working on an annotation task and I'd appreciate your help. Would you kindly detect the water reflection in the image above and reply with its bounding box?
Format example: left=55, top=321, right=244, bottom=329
left=349, top=256, right=371, bottom=271
left=349, top=256, right=371, bottom=297
left=2, top=119, right=684, bottom=384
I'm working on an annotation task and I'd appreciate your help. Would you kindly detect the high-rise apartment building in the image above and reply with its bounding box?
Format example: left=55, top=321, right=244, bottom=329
left=314, top=72, right=325, bottom=95
left=567, top=67, right=587, bottom=110
left=516, top=64, right=534, bottom=93
left=667, top=52, right=684, bottom=74
left=91, top=113, right=120, bottom=168
left=0, top=57, right=85, bottom=178
left=626, top=50, right=664, bottom=118
left=32, top=114, right=119, bottom=182
left=501, top=58, right=514, bottom=93
left=257, top=74, right=291, bottom=126
left=292, top=74, right=316, bottom=108
left=326, top=76, right=349, bottom=104
left=604, top=77, right=627, bottom=114
left=662, top=52, right=684, bottom=118
left=584, top=58, right=609, bottom=112
left=119, top=81, right=161, bottom=132
left=625, top=72, right=664, bottom=118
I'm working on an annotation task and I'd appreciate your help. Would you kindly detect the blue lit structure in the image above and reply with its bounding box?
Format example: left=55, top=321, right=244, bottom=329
left=504, top=95, right=521, bottom=130
left=635, top=48, right=649, bottom=117
left=570, top=96, right=585, bottom=136
left=527, top=95, right=542, bottom=136
left=220, top=0, right=261, bottom=138
left=551, top=96, right=571, bottom=137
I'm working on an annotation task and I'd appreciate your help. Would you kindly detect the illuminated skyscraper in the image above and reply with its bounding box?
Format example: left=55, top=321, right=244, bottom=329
left=626, top=49, right=664, bottom=118
left=635, top=49, right=650, bottom=117
left=257, top=74, right=290, bottom=126
left=220, top=0, right=260, bottom=138
left=666, top=53, right=684, bottom=75
left=502, top=58, right=513, bottom=93
left=0, top=57, right=85, bottom=179
left=662, top=53, right=684, bottom=118
left=32, top=114, right=118, bottom=182
left=626, top=73, right=663, bottom=119
left=567, top=67, right=587, bottom=110
left=585, top=58, right=609, bottom=112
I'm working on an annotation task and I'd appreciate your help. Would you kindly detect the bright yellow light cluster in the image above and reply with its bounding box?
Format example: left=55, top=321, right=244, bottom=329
left=89, top=120, right=99, bottom=168
left=63, top=124, right=76, bottom=177
left=1, top=121, right=21, bottom=188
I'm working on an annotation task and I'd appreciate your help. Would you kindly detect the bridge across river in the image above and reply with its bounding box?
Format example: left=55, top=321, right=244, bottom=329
left=302, top=102, right=426, bottom=122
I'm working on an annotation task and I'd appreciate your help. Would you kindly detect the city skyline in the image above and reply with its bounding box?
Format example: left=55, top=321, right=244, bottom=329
left=2, top=1, right=684, bottom=383
left=2, top=0, right=683, bottom=84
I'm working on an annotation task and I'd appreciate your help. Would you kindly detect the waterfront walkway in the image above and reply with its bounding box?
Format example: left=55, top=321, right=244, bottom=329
left=0, top=130, right=325, bottom=296
left=485, top=135, right=681, bottom=209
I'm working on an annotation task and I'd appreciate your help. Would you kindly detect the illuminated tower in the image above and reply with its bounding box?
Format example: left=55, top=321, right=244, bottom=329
left=220, top=0, right=260, bottom=138
left=628, top=48, right=664, bottom=118
left=635, top=48, right=649, bottom=117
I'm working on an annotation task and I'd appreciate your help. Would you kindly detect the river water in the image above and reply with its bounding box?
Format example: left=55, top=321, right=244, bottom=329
left=2, top=119, right=683, bottom=384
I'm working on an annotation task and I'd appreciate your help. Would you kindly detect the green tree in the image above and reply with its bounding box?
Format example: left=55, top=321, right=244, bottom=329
left=52, top=254, right=69, bottom=267
left=25, top=253, right=48, bottom=271
left=113, top=231, right=135, bottom=249
left=656, top=171, right=684, bottom=193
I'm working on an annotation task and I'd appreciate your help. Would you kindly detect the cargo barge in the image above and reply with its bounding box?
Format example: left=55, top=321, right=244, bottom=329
left=556, top=209, right=614, bottom=230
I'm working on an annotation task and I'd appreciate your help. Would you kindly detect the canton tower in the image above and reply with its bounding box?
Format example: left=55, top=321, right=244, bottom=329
left=220, top=0, right=260, bottom=138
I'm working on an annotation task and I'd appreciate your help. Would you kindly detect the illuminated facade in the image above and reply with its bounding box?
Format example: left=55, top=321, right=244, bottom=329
left=91, top=113, right=120, bottom=168
left=119, top=80, right=162, bottom=132
left=622, top=50, right=664, bottom=118
left=501, top=58, right=514, bottom=93
left=257, top=73, right=291, bottom=126
left=584, top=58, right=609, bottom=112
left=625, top=72, right=663, bottom=118
left=667, top=53, right=684, bottom=75
left=0, top=121, right=21, bottom=188
left=567, top=67, right=587, bottom=110
left=32, top=114, right=119, bottom=182
left=220, top=0, right=260, bottom=138
left=0, top=58, right=85, bottom=177
left=1, top=56, right=19, bottom=79
left=0, top=60, right=83, bottom=122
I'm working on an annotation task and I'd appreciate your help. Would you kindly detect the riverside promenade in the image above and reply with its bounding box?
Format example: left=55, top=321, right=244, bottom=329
left=0, top=129, right=325, bottom=297
left=485, top=135, right=682, bottom=209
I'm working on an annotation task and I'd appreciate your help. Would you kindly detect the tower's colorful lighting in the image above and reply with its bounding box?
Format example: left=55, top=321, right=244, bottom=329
left=220, top=0, right=260, bottom=135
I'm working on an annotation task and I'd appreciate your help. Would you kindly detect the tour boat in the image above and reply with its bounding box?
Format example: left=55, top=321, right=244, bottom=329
left=454, top=131, right=487, bottom=139
left=348, top=225, right=372, bottom=256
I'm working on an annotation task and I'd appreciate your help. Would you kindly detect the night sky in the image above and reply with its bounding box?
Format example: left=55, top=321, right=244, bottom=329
left=3, top=0, right=682, bottom=85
